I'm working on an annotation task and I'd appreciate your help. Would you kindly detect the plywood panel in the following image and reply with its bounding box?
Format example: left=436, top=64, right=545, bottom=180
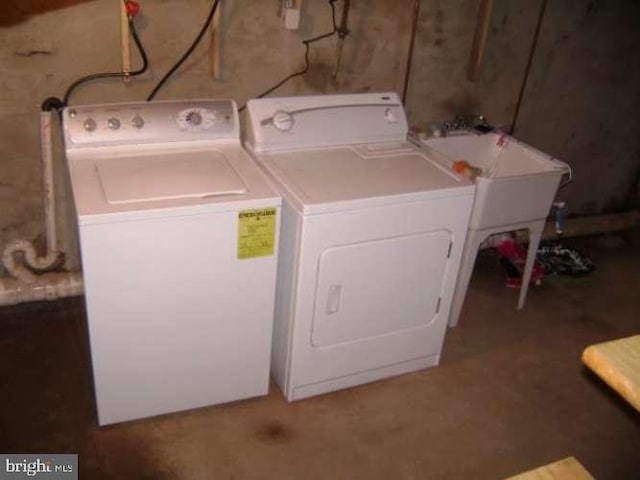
left=0, top=0, right=93, bottom=26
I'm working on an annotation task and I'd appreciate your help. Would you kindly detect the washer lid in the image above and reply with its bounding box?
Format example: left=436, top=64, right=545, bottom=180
left=96, top=151, right=247, bottom=204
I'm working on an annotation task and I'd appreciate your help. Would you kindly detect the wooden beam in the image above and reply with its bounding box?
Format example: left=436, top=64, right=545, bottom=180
left=209, top=7, right=222, bottom=79
left=120, top=0, right=131, bottom=82
left=467, top=0, right=493, bottom=82
left=513, top=210, right=640, bottom=243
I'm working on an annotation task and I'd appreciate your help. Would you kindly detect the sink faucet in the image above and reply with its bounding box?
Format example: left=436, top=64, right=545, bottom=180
left=421, top=115, right=490, bottom=139
left=442, top=114, right=488, bottom=134
left=442, top=116, right=469, bottom=133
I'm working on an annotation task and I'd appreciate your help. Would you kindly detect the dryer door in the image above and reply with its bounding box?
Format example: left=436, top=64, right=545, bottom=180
left=311, top=230, right=451, bottom=347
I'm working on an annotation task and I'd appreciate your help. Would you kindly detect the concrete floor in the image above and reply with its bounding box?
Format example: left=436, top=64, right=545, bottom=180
left=1, top=234, right=639, bottom=479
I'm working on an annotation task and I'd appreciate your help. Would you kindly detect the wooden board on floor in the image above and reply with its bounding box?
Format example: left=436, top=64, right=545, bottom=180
left=506, top=457, right=594, bottom=480
left=582, top=334, right=640, bottom=411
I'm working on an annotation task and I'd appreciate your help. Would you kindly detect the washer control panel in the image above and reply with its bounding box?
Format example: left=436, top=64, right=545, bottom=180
left=63, top=99, right=238, bottom=148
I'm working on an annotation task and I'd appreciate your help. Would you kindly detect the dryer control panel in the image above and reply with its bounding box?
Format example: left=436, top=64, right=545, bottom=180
left=63, top=99, right=239, bottom=149
left=245, top=92, right=408, bottom=153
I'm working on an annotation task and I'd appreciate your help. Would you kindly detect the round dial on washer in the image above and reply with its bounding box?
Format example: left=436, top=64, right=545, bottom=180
left=131, top=115, right=145, bottom=129
left=176, top=107, right=216, bottom=131
left=107, top=117, right=121, bottom=130
left=272, top=111, right=294, bottom=132
left=83, top=118, right=97, bottom=132
left=187, top=111, right=202, bottom=126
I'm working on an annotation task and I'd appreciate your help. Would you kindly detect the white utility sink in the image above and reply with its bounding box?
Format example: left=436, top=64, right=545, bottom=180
left=421, top=131, right=569, bottom=230
left=418, top=131, right=570, bottom=327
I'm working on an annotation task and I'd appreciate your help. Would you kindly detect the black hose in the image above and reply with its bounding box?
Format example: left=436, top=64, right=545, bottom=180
left=146, top=0, right=221, bottom=101
left=41, top=97, right=65, bottom=112
left=238, top=0, right=338, bottom=112
left=61, top=8, right=149, bottom=107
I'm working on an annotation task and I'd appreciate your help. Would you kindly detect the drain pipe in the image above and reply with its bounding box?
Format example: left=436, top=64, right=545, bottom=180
left=0, top=273, right=84, bottom=306
left=39, top=109, right=62, bottom=265
left=2, top=110, right=64, bottom=277
left=0, top=103, right=84, bottom=306
left=3, top=239, right=60, bottom=283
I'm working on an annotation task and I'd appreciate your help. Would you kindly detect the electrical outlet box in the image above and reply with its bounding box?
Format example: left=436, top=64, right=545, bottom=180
left=283, top=8, right=300, bottom=30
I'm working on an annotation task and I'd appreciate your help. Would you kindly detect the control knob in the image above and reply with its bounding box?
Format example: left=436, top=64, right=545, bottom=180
left=131, top=115, right=145, bottom=129
left=83, top=118, right=97, bottom=132
left=177, top=107, right=216, bottom=131
left=272, top=111, right=294, bottom=132
left=384, top=108, right=398, bottom=123
left=186, top=111, right=203, bottom=126
left=107, top=117, right=121, bottom=130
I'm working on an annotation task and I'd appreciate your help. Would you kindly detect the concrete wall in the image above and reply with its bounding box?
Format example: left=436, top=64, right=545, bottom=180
left=1, top=0, right=639, bottom=273
left=514, top=0, right=640, bottom=214
left=406, top=0, right=541, bottom=131
left=406, top=0, right=640, bottom=215
left=0, top=0, right=413, bottom=271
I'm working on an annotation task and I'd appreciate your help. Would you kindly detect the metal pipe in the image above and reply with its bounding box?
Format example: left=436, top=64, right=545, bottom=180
left=402, top=0, right=421, bottom=105
left=332, top=0, right=351, bottom=79
left=514, top=210, right=640, bottom=243
left=509, top=0, right=548, bottom=135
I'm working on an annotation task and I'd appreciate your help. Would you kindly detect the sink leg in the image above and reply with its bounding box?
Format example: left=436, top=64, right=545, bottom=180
left=449, top=229, right=486, bottom=327
left=517, top=219, right=545, bottom=310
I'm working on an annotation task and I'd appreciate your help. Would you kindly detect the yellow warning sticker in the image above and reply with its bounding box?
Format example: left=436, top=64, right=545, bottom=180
left=237, top=208, right=277, bottom=259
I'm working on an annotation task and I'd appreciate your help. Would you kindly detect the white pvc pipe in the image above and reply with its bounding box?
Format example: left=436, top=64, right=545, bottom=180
left=1, top=111, right=62, bottom=278
left=3, top=240, right=61, bottom=283
left=0, top=109, right=79, bottom=306
left=0, top=273, right=83, bottom=306
left=1, top=111, right=63, bottom=279
left=40, top=110, right=59, bottom=256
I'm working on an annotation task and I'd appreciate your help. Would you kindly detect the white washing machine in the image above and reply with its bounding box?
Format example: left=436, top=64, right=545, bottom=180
left=63, top=99, right=281, bottom=425
left=244, top=92, right=475, bottom=401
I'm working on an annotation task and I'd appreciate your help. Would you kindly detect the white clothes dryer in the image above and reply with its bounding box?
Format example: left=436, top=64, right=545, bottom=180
left=244, top=92, right=475, bottom=401
left=63, top=99, right=281, bottom=425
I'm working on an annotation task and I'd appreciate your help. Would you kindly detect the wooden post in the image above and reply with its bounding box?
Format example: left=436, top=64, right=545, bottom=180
left=120, top=0, right=131, bottom=82
left=467, top=0, right=493, bottom=82
left=209, top=7, right=222, bottom=79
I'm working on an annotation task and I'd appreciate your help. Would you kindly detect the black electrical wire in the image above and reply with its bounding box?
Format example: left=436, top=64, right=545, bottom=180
left=238, top=0, right=338, bottom=112
left=146, top=0, right=221, bottom=101
left=60, top=0, right=149, bottom=108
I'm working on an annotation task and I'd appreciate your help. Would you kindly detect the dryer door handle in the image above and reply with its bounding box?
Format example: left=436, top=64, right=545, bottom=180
left=326, top=285, right=342, bottom=315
